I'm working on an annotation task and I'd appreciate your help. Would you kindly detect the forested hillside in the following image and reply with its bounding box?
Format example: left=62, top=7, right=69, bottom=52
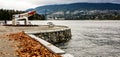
left=0, top=9, right=45, bottom=20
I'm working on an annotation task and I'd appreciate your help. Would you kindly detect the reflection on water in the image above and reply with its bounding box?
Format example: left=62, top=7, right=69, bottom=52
left=8, top=20, right=120, bottom=57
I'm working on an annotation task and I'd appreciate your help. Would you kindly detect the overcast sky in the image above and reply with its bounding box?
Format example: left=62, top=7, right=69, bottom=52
left=0, top=0, right=120, bottom=10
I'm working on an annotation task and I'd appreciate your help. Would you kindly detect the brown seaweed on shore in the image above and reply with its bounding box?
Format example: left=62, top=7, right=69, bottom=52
left=7, top=31, right=61, bottom=57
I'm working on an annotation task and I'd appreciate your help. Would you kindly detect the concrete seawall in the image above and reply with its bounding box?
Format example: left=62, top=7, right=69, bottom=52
left=1, top=25, right=72, bottom=43
left=34, top=28, right=71, bottom=44
left=24, top=25, right=72, bottom=44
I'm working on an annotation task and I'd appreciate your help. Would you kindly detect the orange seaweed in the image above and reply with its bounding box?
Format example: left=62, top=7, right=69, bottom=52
left=8, top=31, right=61, bottom=57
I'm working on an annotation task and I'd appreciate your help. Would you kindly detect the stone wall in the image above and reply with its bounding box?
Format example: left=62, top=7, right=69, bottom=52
left=34, top=28, right=71, bottom=44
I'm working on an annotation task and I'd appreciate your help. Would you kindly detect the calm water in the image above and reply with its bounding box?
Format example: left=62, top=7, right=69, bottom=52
left=8, top=20, right=120, bottom=57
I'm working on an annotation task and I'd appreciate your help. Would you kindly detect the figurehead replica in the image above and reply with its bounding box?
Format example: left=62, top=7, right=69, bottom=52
left=12, top=10, right=36, bottom=25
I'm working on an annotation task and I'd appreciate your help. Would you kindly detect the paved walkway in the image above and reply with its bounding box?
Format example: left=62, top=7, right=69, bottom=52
left=0, top=35, right=19, bottom=57
left=0, top=25, right=67, bottom=35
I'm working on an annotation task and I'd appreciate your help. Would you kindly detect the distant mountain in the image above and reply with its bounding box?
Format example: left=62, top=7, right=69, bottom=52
left=26, top=8, right=34, bottom=11
left=26, top=3, right=120, bottom=14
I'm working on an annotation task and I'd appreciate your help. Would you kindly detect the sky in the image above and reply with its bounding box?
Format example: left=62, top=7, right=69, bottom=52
left=0, top=0, right=120, bottom=10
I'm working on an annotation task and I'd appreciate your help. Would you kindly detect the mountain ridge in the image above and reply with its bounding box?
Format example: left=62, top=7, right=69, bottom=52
left=26, top=3, right=120, bottom=14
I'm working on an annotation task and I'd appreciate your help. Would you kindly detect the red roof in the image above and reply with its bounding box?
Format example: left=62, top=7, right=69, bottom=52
left=28, top=10, right=36, bottom=15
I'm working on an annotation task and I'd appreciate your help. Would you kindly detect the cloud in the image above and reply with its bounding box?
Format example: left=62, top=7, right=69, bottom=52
left=0, top=0, right=37, bottom=10
left=0, top=0, right=120, bottom=10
